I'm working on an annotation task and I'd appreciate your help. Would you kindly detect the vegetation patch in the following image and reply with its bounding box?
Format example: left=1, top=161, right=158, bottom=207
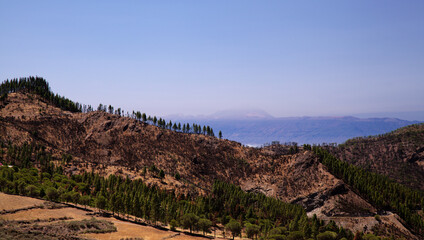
left=314, top=147, right=424, bottom=236
left=0, top=218, right=116, bottom=240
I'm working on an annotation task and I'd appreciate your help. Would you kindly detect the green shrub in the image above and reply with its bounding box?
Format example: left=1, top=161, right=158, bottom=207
left=169, top=219, right=178, bottom=231
left=317, top=231, right=337, bottom=240
left=287, top=231, right=303, bottom=240
left=269, top=234, right=287, bottom=240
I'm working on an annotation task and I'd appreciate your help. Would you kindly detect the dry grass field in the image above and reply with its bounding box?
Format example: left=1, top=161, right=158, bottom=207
left=0, top=192, right=45, bottom=211
left=0, top=192, right=214, bottom=240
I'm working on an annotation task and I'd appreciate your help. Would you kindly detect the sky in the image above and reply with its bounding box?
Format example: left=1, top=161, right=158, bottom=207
left=1, top=1, right=423, bottom=119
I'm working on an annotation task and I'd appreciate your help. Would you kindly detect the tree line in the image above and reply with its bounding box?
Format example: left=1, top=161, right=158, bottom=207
left=0, top=76, right=80, bottom=112
left=0, top=77, right=222, bottom=139
left=94, top=104, right=219, bottom=137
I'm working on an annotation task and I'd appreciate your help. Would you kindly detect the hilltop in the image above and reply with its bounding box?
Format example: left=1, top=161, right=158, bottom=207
left=328, top=124, right=424, bottom=191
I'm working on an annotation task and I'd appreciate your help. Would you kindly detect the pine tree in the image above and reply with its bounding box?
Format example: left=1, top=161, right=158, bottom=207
left=226, top=219, right=242, bottom=240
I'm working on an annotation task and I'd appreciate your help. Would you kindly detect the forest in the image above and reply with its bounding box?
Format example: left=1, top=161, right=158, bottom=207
left=313, top=147, right=424, bottom=236
left=0, top=142, right=385, bottom=240
left=0, top=76, right=80, bottom=112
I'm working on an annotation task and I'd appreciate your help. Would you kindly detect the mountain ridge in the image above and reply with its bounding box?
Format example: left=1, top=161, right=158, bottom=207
left=0, top=91, right=419, bottom=238
left=0, top=78, right=422, bottom=239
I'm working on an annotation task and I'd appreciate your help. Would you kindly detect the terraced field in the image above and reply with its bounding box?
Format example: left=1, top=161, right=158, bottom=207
left=0, top=193, right=211, bottom=240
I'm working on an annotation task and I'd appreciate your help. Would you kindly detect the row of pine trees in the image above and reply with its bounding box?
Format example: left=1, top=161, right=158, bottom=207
left=96, top=105, right=219, bottom=137
left=0, top=77, right=222, bottom=138
left=0, top=76, right=80, bottom=112
left=313, top=147, right=424, bottom=236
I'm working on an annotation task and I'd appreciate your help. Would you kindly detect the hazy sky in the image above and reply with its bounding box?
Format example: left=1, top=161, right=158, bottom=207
left=1, top=1, right=423, bottom=118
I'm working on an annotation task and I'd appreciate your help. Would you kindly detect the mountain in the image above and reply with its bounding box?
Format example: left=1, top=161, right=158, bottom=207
left=0, top=78, right=422, bottom=239
left=353, top=111, right=424, bottom=122
left=0, top=92, right=374, bottom=214
left=170, top=113, right=420, bottom=145
left=207, top=109, right=274, bottom=120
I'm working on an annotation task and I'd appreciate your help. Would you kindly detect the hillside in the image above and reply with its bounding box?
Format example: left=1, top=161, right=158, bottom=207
left=328, top=124, right=424, bottom=191
left=0, top=92, right=372, bottom=215
left=0, top=83, right=421, bottom=239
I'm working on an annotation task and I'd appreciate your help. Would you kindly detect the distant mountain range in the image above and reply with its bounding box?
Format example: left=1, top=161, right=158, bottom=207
left=169, top=110, right=422, bottom=145
left=352, top=110, right=424, bottom=122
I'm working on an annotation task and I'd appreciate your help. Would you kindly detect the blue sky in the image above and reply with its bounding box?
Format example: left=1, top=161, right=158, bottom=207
left=1, top=1, right=423, bottom=119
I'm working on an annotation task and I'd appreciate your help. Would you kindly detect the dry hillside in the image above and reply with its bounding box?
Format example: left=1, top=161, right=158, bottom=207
left=328, top=124, right=424, bottom=191
left=0, top=92, right=418, bottom=238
